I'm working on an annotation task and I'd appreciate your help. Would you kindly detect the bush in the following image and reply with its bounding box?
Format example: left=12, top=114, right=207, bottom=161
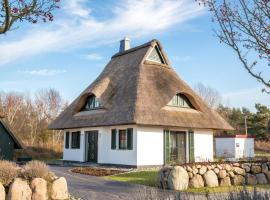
left=0, top=160, right=19, bottom=186
left=22, top=160, right=50, bottom=180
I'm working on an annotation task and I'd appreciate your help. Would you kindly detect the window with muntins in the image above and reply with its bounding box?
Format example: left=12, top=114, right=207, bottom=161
left=82, top=95, right=101, bottom=111
left=111, top=128, right=133, bottom=150
left=71, top=131, right=80, bottom=149
left=168, top=94, right=194, bottom=108
left=119, top=130, right=127, bottom=149
left=146, top=45, right=166, bottom=64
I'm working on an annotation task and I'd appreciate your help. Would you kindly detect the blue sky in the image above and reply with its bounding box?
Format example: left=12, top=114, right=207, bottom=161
left=0, top=0, right=269, bottom=111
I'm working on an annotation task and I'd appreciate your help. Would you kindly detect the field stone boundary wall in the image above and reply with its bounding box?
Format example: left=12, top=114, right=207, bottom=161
left=159, top=162, right=270, bottom=190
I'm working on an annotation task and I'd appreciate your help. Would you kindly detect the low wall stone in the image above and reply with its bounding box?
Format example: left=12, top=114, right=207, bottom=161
left=0, top=183, right=5, bottom=200
left=159, top=161, right=270, bottom=190
left=1, top=176, right=68, bottom=200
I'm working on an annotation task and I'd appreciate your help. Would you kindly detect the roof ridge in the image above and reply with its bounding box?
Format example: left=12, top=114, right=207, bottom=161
left=111, top=39, right=157, bottom=59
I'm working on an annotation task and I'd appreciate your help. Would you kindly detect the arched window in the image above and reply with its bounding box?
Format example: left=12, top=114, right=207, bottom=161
left=81, top=95, right=101, bottom=111
left=168, top=94, right=194, bottom=108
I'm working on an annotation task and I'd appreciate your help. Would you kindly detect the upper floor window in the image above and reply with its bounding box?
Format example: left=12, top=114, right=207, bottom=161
left=81, top=95, right=101, bottom=111
left=168, top=94, right=194, bottom=109
left=146, top=45, right=166, bottom=64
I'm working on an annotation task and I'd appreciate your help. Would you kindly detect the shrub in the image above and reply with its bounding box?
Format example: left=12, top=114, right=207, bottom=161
left=0, top=160, right=19, bottom=186
left=22, top=160, right=50, bottom=180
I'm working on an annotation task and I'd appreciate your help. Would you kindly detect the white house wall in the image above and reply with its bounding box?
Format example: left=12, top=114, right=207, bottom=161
left=194, top=130, right=214, bottom=162
left=63, top=126, right=215, bottom=165
left=98, top=125, right=137, bottom=166
left=63, top=131, right=86, bottom=162
left=136, top=126, right=164, bottom=166
left=215, top=138, right=235, bottom=158
left=235, top=138, right=254, bottom=158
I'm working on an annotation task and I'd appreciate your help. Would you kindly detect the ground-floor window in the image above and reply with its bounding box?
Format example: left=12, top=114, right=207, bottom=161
left=111, top=128, right=133, bottom=150
left=71, top=131, right=81, bottom=149
left=164, top=130, right=194, bottom=164
left=119, top=130, right=127, bottom=149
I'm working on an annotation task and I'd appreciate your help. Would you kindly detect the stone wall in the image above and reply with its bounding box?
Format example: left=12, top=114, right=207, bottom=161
left=0, top=176, right=69, bottom=200
left=159, top=162, right=270, bottom=190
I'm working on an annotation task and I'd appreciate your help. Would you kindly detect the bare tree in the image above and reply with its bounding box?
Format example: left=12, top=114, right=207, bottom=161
left=0, top=0, right=60, bottom=34
left=198, top=0, right=270, bottom=93
left=194, top=82, right=222, bottom=108
left=0, top=88, right=67, bottom=147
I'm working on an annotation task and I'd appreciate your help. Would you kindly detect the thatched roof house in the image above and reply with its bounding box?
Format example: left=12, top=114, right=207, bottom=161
left=50, top=39, right=232, bottom=166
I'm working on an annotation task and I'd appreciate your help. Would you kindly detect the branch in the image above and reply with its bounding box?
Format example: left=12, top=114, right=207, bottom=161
left=0, top=0, right=10, bottom=34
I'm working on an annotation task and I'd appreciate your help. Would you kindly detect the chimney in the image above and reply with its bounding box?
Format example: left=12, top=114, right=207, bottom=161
left=119, top=37, right=131, bottom=52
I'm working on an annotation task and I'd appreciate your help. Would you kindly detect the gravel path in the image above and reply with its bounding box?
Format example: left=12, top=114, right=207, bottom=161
left=50, top=166, right=229, bottom=200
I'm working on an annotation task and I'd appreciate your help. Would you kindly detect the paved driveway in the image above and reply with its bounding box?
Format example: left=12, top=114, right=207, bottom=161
left=50, top=166, right=225, bottom=200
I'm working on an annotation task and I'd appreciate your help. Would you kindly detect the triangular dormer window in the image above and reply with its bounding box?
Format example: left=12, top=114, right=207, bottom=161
left=168, top=94, right=194, bottom=109
left=81, top=95, right=101, bottom=111
left=147, top=45, right=166, bottom=64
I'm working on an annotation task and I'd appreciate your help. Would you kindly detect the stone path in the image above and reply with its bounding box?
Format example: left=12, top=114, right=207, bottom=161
left=49, top=166, right=233, bottom=200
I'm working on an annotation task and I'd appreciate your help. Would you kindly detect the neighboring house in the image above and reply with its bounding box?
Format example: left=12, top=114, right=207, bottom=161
left=49, top=38, right=233, bottom=167
left=0, top=117, right=24, bottom=160
left=215, top=135, right=255, bottom=159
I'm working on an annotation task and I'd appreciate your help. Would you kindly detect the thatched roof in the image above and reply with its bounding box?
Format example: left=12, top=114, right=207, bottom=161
left=49, top=39, right=233, bottom=131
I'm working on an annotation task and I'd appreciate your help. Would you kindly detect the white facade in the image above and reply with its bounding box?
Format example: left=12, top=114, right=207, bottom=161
left=215, top=137, right=255, bottom=159
left=194, top=130, right=214, bottom=162
left=63, top=125, right=214, bottom=166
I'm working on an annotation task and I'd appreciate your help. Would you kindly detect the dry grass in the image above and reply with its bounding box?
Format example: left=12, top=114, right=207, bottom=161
left=255, top=141, right=270, bottom=152
left=0, top=160, right=20, bottom=186
left=14, top=144, right=63, bottom=160
left=22, top=160, right=51, bottom=181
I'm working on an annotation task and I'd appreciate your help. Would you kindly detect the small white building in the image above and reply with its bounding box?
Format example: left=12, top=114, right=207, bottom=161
left=49, top=39, right=233, bottom=167
left=215, top=135, right=255, bottom=159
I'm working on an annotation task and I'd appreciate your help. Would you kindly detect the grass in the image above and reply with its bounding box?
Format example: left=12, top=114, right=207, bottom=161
left=105, top=169, right=160, bottom=187
left=105, top=169, right=270, bottom=194
left=255, top=150, right=270, bottom=157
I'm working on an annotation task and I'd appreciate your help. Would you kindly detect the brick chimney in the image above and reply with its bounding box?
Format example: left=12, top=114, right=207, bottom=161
left=119, top=37, right=131, bottom=52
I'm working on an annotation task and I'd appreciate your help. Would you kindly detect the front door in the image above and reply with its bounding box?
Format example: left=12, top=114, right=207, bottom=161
left=86, top=131, right=98, bottom=162
left=165, top=131, right=186, bottom=164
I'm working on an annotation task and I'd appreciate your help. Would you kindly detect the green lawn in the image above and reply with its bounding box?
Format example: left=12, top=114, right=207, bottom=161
left=255, top=150, right=270, bottom=157
left=105, top=170, right=160, bottom=187
left=105, top=169, right=270, bottom=193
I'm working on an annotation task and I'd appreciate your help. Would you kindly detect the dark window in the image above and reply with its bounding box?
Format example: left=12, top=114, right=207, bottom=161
left=65, top=132, right=70, bottom=149
left=169, top=94, right=194, bottom=108
left=71, top=132, right=80, bottom=149
left=111, top=129, right=117, bottom=149
left=119, top=130, right=127, bottom=149
left=82, top=95, right=101, bottom=111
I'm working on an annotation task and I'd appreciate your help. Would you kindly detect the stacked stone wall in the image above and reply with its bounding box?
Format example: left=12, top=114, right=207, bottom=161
left=159, top=162, right=270, bottom=190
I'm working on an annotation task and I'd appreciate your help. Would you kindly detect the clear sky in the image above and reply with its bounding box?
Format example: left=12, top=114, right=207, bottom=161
left=0, top=0, right=269, bottom=111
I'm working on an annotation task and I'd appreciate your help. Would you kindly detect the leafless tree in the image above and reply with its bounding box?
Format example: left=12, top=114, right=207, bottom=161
left=0, top=88, right=67, bottom=148
left=198, top=0, right=270, bottom=93
left=0, top=0, right=60, bottom=34
left=194, top=82, right=222, bottom=108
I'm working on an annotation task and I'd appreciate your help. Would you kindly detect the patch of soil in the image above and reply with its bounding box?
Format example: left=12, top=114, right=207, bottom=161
left=71, top=167, right=125, bottom=176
